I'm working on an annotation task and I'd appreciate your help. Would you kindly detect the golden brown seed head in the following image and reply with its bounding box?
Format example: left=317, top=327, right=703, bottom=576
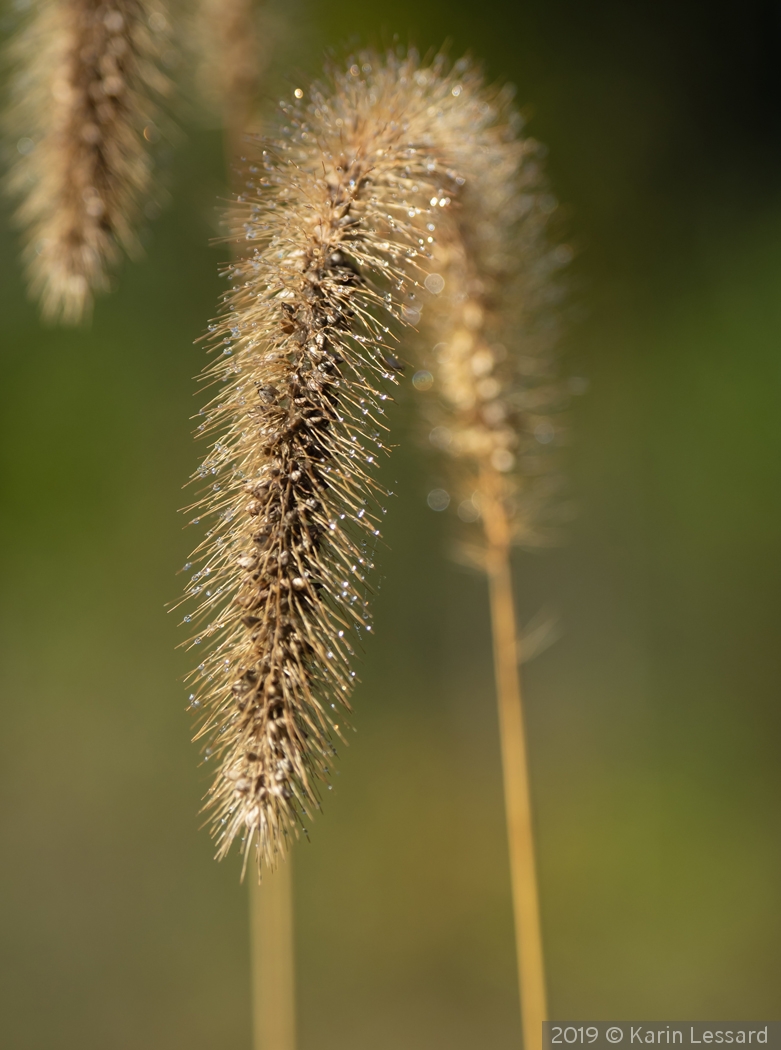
left=412, top=71, right=572, bottom=549
left=191, top=0, right=267, bottom=138
left=5, top=0, right=172, bottom=323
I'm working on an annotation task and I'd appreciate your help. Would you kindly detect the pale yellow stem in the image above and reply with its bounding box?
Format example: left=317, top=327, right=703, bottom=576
left=249, top=858, right=297, bottom=1050
left=482, top=469, right=547, bottom=1050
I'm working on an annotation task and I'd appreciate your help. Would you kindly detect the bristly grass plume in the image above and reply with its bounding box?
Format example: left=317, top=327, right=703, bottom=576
left=181, top=49, right=565, bottom=873
left=417, top=93, right=571, bottom=553
left=191, top=0, right=267, bottom=150
left=5, top=0, right=171, bottom=323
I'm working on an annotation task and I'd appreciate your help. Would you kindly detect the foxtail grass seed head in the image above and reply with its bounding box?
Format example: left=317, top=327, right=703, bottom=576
left=191, top=0, right=267, bottom=136
left=413, top=72, right=574, bottom=549
left=181, top=49, right=558, bottom=873
left=5, top=0, right=172, bottom=323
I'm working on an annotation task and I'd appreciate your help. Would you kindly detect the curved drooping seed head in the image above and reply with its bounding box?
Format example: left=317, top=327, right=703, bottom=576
left=5, top=0, right=171, bottom=323
left=413, top=73, right=573, bottom=549
left=181, top=50, right=550, bottom=873
left=190, top=0, right=267, bottom=137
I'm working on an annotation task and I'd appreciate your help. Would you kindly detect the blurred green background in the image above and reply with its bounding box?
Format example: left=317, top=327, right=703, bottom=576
left=1, top=0, right=780, bottom=1046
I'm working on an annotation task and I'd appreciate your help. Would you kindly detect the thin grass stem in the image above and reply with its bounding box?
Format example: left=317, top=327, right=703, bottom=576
left=482, top=468, right=547, bottom=1050
left=250, top=860, right=296, bottom=1050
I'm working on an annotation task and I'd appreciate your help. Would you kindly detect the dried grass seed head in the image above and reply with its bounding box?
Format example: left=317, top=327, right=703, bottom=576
left=190, top=0, right=268, bottom=135
left=5, top=0, right=172, bottom=323
left=411, top=63, right=573, bottom=547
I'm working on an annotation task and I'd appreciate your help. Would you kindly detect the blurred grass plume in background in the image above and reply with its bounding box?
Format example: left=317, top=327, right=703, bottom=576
left=4, top=0, right=172, bottom=323
left=189, top=0, right=269, bottom=159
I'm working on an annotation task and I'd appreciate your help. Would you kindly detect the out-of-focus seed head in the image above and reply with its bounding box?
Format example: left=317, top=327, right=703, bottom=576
left=190, top=0, right=268, bottom=138
left=5, top=0, right=172, bottom=323
left=412, top=71, right=573, bottom=549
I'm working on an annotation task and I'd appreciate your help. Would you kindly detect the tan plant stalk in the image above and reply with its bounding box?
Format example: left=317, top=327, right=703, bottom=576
left=483, top=472, right=548, bottom=1050
left=5, top=0, right=171, bottom=323
left=250, top=862, right=296, bottom=1050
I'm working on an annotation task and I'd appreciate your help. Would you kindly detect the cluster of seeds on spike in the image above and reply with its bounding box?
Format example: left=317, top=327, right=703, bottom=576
left=412, top=81, right=572, bottom=541
left=218, top=253, right=376, bottom=849
left=184, top=239, right=393, bottom=867
left=192, top=0, right=263, bottom=130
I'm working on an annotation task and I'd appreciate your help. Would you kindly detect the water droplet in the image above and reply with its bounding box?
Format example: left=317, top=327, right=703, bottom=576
left=427, top=488, right=450, bottom=512
left=534, top=421, right=555, bottom=445
left=458, top=500, right=480, bottom=523
left=412, top=370, right=434, bottom=391
left=491, top=448, right=515, bottom=471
